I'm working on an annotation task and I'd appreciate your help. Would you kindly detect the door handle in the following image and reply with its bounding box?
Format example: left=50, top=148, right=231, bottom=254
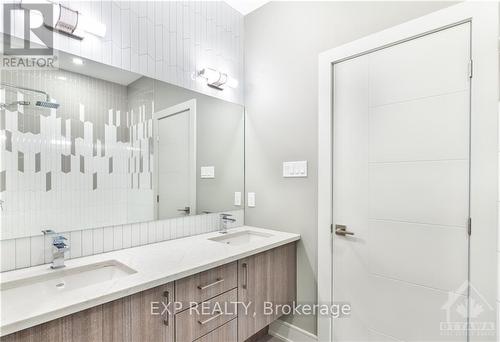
left=198, top=310, right=223, bottom=325
left=335, top=224, right=354, bottom=236
left=163, top=290, right=170, bottom=326
left=177, top=206, right=191, bottom=214
left=242, top=262, right=248, bottom=289
left=197, top=278, right=224, bottom=290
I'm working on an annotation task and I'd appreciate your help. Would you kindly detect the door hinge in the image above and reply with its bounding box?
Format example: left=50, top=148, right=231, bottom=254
left=467, top=217, right=472, bottom=236
left=157, top=195, right=159, bottom=203
left=468, top=59, right=473, bottom=79
left=330, top=224, right=333, bottom=234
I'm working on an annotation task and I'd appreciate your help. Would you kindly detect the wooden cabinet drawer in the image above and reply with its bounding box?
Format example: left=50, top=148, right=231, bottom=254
left=175, top=262, right=237, bottom=311
left=175, top=288, right=238, bottom=342
left=193, top=319, right=237, bottom=342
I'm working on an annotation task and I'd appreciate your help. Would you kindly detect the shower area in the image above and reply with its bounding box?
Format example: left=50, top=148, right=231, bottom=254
left=0, top=68, right=154, bottom=239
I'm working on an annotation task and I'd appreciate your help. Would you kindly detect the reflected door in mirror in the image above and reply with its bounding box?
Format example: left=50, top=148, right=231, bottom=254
left=156, top=100, right=197, bottom=219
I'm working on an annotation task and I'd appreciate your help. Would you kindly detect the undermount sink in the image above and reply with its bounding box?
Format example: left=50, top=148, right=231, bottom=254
left=0, top=260, right=136, bottom=297
left=208, top=230, right=273, bottom=246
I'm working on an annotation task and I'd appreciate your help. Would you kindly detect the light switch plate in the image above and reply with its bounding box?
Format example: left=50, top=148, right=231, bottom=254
left=248, top=192, right=255, bottom=207
left=200, top=166, right=215, bottom=178
left=234, top=192, right=241, bottom=206
left=283, top=161, right=307, bottom=178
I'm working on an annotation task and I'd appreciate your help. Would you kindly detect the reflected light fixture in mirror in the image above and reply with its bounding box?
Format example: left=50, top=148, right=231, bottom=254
left=72, top=57, right=84, bottom=65
left=198, top=68, right=238, bottom=90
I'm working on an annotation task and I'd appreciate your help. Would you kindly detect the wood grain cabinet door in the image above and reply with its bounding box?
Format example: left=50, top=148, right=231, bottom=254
left=1, top=283, right=175, bottom=342
left=102, top=282, right=175, bottom=342
left=193, top=319, right=237, bottom=342
left=1, top=306, right=103, bottom=342
left=237, top=242, right=297, bottom=342
left=129, top=283, right=174, bottom=342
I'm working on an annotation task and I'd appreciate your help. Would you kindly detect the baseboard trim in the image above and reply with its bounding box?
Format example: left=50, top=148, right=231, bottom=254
left=268, top=320, right=318, bottom=342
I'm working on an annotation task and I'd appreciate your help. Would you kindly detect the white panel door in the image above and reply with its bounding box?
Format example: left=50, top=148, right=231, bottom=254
left=332, top=23, right=470, bottom=341
left=157, top=108, right=195, bottom=219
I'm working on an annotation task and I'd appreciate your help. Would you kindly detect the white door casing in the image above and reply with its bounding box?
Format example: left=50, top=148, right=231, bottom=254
left=318, top=2, right=498, bottom=341
left=333, top=23, right=470, bottom=341
left=153, top=99, right=197, bottom=219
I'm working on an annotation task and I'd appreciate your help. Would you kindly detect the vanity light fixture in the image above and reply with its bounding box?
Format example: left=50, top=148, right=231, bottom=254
left=21, top=0, right=106, bottom=39
left=198, top=68, right=238, bottom=90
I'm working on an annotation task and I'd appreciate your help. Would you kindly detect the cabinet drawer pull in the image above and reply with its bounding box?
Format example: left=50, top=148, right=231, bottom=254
left=242, top=263, right=248, bottom=289
left=197, top=311, right=223, bottom=325
left=163, top=290, right=170, bottom=326
left=197, top=278, right=224, bottom=290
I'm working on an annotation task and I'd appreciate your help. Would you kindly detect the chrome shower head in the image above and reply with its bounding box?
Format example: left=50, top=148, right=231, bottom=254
left=35, top=100, right=59, bottom=109
left=1, top=82, right=60, bottom=110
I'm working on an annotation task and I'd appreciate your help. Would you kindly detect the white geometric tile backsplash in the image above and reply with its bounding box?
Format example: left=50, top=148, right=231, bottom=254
left=0, top=209, right=244, bottom=272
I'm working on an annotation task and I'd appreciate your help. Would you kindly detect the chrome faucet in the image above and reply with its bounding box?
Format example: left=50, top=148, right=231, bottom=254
left=219, top=213, right=236, bottom=234
left=42, top=230, right=70, bottom=269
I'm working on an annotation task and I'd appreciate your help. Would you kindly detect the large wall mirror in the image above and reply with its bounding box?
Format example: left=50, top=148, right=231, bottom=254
left=0, top=51, right=245, bottom=240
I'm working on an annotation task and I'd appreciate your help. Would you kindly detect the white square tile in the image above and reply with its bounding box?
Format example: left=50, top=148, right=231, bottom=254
left=131, top=224, right=141, bottom=247
left=148, top=221, right=157, bottom=243
left=140, top=222, right=149, bottom=245
left=1, top=240, right=16, bottom=272
left=121, top=8, right=131, bottom=49
left=82, top=230, right=93, bottom=256
left=103, top=227, right=114, bottom=252
left=123, top=225, right=132, bottom=248
left=114, top=226, right=123, bottom=250
left=70, top=230, right=82, bottom=258
left=93, top=228, right=104, bottom=254
left=122, top=48, right=131, bottom=70
left=162, top=220, right=171, bottom=241
left=44, top=233, right=54, bottom=263
left=30, top=235, right=45, bottom=266
left=156, top=221, right=163, bottom=241
left=15, top=238, right=30, bottom=269
left=169, top=219, right=177, bottom=240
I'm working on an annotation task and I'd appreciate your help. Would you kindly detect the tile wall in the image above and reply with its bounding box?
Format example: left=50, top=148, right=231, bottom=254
left=0, top=209, right=244, bottom=272
left=1, top=1, right=244, bottom=104
left=1, top=69, right=155, bottom=239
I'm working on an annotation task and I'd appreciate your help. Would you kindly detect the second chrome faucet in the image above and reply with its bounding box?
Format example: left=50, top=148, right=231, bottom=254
left=219, top=213, right=236, bottom=234
left=42, top=230, right=70, bottom=269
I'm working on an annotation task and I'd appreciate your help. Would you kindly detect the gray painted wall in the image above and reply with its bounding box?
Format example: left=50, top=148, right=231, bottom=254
left=244, top=1, right=455, bottom=334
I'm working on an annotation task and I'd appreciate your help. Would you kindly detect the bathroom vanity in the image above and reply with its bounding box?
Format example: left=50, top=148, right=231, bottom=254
left=0, top=227, right=299, bottom=342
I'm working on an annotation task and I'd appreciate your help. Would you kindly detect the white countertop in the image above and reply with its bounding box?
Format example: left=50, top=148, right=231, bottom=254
left=0, top=226, right=300, bottom=336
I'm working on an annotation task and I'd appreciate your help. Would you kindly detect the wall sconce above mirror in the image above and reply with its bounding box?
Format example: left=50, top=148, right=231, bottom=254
left=20, top=0, right=107, bottom=39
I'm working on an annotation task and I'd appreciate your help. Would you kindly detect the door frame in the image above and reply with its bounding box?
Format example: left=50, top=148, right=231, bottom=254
left=153, top=99, right=197, bottom=219
left=317, top=2, right=498, bottom=341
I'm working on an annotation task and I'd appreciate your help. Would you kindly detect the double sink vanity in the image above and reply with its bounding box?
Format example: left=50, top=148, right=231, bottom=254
left=0, top=48, right=299, bottom=342
left=0, top=227, right=299, bottom=342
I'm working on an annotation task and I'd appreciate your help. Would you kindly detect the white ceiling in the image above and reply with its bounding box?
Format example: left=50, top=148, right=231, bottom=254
left=224, top=0, right=271, bottom=15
